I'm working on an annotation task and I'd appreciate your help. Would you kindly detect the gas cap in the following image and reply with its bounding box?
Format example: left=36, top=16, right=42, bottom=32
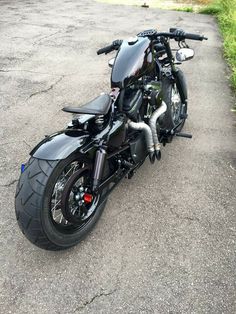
left=127, top=36, right=138, bottom=45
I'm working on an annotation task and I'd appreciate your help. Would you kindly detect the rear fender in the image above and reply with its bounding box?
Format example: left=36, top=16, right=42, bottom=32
left=30, top=129, right=91, bottom=160
left=31, top=117, right=126, bottom=160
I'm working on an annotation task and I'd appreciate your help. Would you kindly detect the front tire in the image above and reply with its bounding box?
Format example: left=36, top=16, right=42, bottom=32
left=161, top=68, right=188, bottom=132
left=15, top=155, right=108, bottom=250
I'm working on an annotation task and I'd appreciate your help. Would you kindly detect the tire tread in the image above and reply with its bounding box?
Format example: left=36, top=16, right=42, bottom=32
left=15, top=156, right=107, bottom=251
left=15, top=157, right=61, bottom=250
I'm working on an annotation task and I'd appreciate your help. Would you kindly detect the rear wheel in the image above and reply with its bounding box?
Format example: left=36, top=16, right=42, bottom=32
left=15, top=154, right=108, bottom=250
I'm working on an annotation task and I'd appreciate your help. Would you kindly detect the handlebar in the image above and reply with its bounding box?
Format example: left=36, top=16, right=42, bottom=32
left=97, top=29, right=207, bottom=55
left=156, top=30, right=208, bottom=41
left=165, top=28, right=208, bottom=41
left=138, top=28, right=208, bottom=41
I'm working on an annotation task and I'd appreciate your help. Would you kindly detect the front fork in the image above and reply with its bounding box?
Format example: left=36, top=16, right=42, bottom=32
left=163, top=39, right=187, bottom=110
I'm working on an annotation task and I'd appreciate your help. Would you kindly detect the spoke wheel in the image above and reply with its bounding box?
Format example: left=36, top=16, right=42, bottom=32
left=15, top=154, right=110, bottom=250
left=160, top=68, right=188, bottom=132
left=171, top=84, right=182, bottom=125
left=50, top=160, right=84, bottom=229
left=61, top=167, right=99, bottom=224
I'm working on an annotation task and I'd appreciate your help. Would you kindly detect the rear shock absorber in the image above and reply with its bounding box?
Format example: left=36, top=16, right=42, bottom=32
left=95, top=115, right=105, bottom=130
left=92, top=145, right=107, bottom=192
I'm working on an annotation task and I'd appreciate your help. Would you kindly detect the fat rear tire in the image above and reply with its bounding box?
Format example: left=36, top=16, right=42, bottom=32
left=15, top=155, right=107, bottom=250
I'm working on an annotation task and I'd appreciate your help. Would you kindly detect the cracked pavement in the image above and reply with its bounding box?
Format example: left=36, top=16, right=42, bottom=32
left=0, top=0, right=236, bottom=313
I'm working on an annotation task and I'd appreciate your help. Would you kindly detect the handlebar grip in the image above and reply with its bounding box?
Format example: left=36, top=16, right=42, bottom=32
left=97, top=44, right=114, bottom=55
left=184, top=32, right=208, bottom=41
left=97, top=39, right=123, bottom=55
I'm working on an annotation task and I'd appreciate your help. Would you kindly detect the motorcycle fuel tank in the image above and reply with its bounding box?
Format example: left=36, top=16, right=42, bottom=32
left=111, top=37, right=154, bottom=88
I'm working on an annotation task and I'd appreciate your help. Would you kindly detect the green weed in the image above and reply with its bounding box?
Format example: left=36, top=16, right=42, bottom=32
left=174, top=7, right=194, bottom=12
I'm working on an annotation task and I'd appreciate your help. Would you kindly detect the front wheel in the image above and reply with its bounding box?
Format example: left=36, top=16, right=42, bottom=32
left=160, top=68, right=188, bottom=132
left=15, top=154, right=108, bottom=250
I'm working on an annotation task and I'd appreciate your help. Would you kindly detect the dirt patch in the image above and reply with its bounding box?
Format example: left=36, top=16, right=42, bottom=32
left=96, top=0, right=209, bottom=10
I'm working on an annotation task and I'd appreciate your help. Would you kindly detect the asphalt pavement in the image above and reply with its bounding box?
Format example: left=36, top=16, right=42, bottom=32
left=0, top=0, right=236, bottom=313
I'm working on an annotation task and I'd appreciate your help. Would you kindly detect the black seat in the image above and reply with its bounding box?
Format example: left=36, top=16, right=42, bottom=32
left=62, top=94, right=112, bottom=115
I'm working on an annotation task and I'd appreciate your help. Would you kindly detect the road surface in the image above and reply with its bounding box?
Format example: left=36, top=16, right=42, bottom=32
left=0, top=0, right=235, bottom=313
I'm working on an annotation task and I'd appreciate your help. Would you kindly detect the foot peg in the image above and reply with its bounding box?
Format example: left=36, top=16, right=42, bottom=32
left=122, top=160, right=134, bottom=169
left=175, top=132, right=192, bottom=139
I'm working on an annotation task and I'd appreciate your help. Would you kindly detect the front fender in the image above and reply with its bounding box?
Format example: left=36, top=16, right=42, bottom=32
left=30, top=129, right=90, bottom=160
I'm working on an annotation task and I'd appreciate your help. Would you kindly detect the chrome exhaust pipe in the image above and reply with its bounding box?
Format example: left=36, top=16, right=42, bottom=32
left=149, top=101, right=167, bottom=158
left=128, top=120, right=155, bottom=162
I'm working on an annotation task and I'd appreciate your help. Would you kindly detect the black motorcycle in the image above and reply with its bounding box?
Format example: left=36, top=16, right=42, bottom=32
left=15, top=28, right=207, bottom=250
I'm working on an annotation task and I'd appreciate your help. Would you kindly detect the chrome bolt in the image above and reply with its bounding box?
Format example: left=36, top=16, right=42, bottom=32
left=75, top=194, right=80, bottom=201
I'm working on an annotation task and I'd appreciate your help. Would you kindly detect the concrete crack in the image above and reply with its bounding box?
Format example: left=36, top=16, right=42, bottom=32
left=27, top=76, right=63, bottom=99
left=33, top=30, right=61, bottom=46
left=0, top=69, right=97, bottom=77
left=75, top=289, right=117, bottom=312
left=0, top=69, right=60, bottom=76
left=229, top=164, right=236, bottom=172
left=23, top=140, right=31, bottom=149
left=170, top=208, right=212, bottom=235
left=174, top=16, right=184, bottom=26
left=0, top=179, right=18, bottom=187
left=170, top=207, right=200, bottom=222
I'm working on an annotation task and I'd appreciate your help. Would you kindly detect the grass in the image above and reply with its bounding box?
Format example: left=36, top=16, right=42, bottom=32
left=199, top=0, right=236, bottom=91
left=174, top=6, right=194, bottom=12
left=198, top=3, right=221, bottom=14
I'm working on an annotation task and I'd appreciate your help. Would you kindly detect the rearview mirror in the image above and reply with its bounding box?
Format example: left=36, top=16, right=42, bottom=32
left=176, top=48, right=194, bottom=62
left=108, top=58, right=115, bottom=68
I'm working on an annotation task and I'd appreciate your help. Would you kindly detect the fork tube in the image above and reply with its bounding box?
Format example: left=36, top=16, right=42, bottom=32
left=163, top=39, right=176, bottom=73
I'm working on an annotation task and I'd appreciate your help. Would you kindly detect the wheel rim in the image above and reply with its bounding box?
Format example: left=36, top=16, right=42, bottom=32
left=171, top=84, right=182, bottom=125
left=61, top=167, right=99, bottom=224
left=49, top=161, right=98, bottom=232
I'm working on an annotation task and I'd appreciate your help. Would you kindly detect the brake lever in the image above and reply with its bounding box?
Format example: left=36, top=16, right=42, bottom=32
left=178, top=40, right=189, bottom=48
